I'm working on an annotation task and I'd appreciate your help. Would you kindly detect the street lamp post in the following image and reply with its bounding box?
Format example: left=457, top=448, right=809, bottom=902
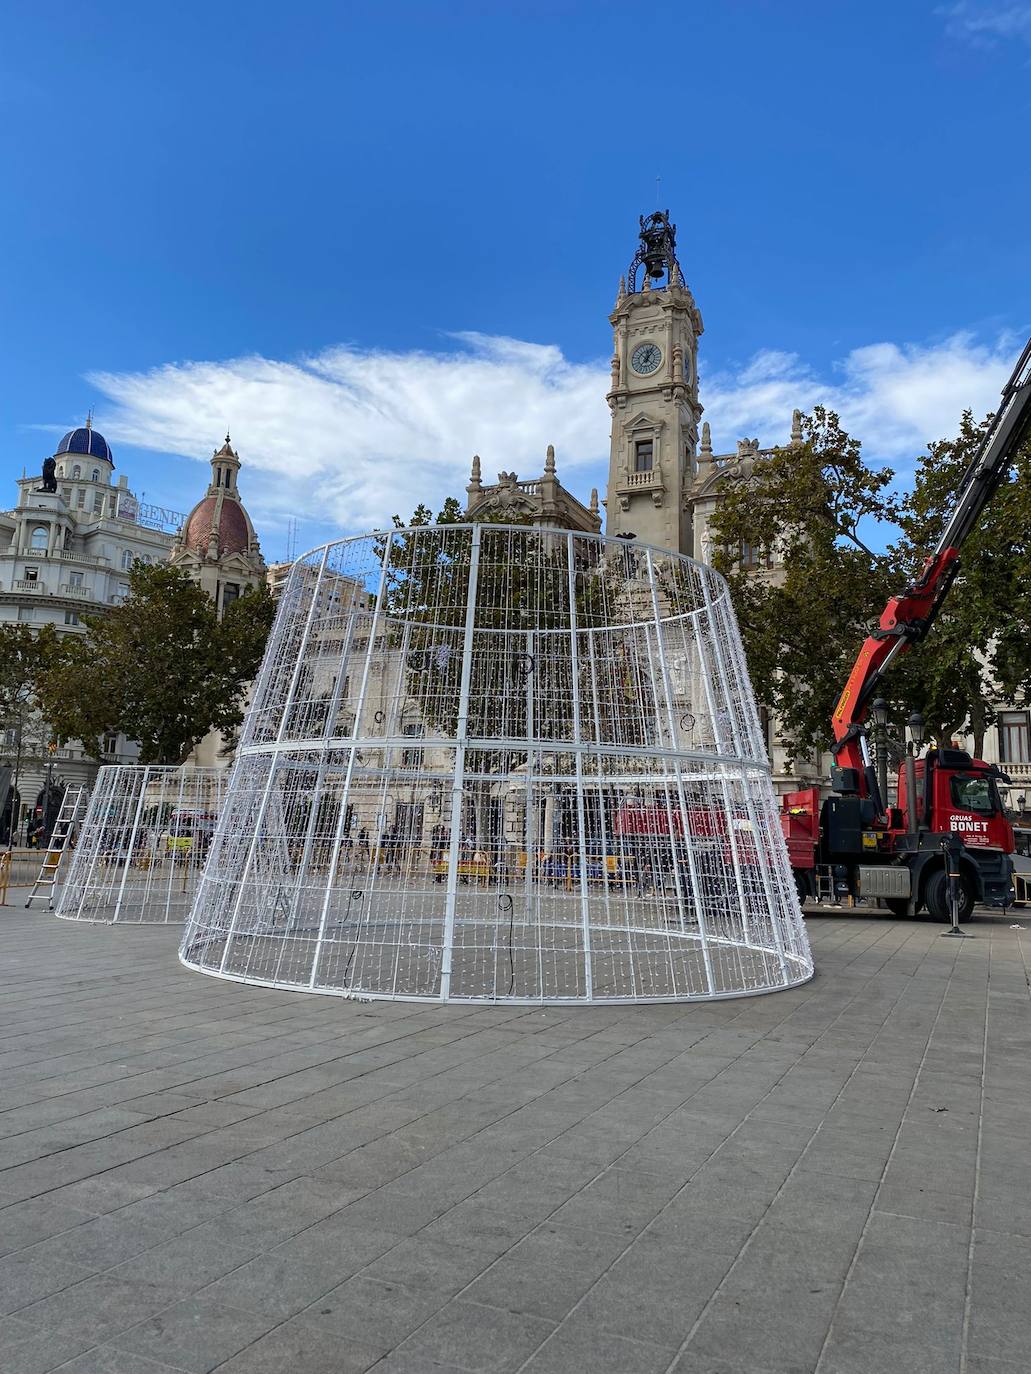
left=871, top=698, right=889, bottom=810
left=7, top=686, right=30, bottom=853
left=904, top=712, right=924, bottom=840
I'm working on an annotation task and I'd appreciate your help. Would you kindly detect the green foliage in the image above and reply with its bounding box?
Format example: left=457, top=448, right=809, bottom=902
left=0, top=623, right=57, bottom=723
left=709, top=409, right=897, bottom=759
left=708, top=402, right=1031, bottom=759
left=35, top=564, right=275, bottom=764
left=893, top=411, right=1031, bottom=748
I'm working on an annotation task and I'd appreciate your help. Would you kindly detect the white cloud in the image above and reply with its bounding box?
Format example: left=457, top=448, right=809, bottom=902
left=702, top=332, right=1018, bottom=471
left=87, top=335, right=610, bottom=538
left=940, top=2, right=1031, bottom=48
left=85, top=329, right=1019, bottom=544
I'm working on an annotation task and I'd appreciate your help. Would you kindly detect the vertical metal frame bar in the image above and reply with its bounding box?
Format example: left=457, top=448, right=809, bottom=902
left=309, top=534, right=395, bottom=990
left=440, top=523, right=481, bottom=1003
left=216, top=547, right=331, bottom=975
left=566, top=532, right=594, bottom=1000
left=644, top=549, right=715, bottom=996
left=111, top=765, right=148, bottom=925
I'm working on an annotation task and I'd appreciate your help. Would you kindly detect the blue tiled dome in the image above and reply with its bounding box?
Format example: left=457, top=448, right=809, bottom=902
left=57, top=426, right=113, bottom=466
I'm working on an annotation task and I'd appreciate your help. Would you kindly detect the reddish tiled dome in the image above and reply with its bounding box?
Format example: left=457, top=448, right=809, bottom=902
left=182, top=497, right=250, bottom=556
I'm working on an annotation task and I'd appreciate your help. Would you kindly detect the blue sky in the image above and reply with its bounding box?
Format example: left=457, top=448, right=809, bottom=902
left=2, top=0, right=1029, bottom=560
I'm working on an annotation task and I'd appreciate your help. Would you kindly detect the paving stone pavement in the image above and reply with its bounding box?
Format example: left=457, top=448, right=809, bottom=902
left=0, top=906, right=1029, bottom=1373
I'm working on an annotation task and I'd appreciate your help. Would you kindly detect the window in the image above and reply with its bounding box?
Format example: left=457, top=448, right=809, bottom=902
left=103, top=734, right=118, bottom=755
left=30, top=525, right=47, bottom=550
left=738, top=541, right=764, bottom=570
left=634, top=440, right=654, bottom=473
left=108, top=496, right=117, bottom=516
left=91, top=468, right=100, bottom=482
left=951, top=774, right=997, bottom=815
left=64, top=611, right=79, bottom=626
left=117, top=582, right=129, bottom=598
left=17, top=607, right=33, bottom=622
left=72, top=465, right=81, bottom=479
left=69, top=571, right=83, bottom=587
left=999, top=711, right=1030, bottom=765
left=61, top=487, right=71, bottom=503
left=76, top=489, right=86, bottom=508
left=23, top=566, right=38, bottom=582
left=401, top=722, right=425, bottom=769
left=92, top=493, right=103, bottom=514
left=121, top=550, right=133, bottom=571
left=758, top=705, right=772, bottom=753
left=222, top=582, right=240, bottom=610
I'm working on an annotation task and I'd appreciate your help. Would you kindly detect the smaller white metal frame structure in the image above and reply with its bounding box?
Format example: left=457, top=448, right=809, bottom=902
left=181, top=524, right=814, bottom=1004
left=55, top=765, right=228, bottom=925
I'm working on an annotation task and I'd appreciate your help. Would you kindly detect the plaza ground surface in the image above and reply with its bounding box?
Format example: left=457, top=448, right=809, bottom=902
left=0, top=907, right=1029, bottom=1374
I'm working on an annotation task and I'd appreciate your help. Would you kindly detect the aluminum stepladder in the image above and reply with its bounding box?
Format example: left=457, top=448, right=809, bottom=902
left=24, top=785, right=88, bottom=909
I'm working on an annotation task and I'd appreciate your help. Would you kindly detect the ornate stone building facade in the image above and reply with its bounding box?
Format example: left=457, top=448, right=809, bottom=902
left=0, top=425, right=181, bottom=832
left=170, top=435, right=266, bottom=767
left=602, top=214, right=811, bottom=789
left=170, top=435, right=266, bottom=614
left=465, top=445, right=600, bottom=533
left=605, top=212, right=703, bottom=554
left=0, top=426, right=266, bottom=836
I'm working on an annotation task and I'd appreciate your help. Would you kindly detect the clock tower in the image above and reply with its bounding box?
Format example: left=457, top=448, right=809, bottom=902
left=605, top=211, right=704, bottom=554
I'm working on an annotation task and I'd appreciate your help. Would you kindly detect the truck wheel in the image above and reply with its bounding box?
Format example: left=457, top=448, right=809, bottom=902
left=883, top=897, right=910, bottom=918
left=923, top=869, right=975, bottom=924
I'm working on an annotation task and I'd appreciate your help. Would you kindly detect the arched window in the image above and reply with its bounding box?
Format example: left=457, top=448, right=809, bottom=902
left=30, top=525, right=48, bottom=550
left=72, top=465, right=81, bottom=479
left=91, top=468, right=100, bottom=482
left=121, top=550, right=133, bottom=571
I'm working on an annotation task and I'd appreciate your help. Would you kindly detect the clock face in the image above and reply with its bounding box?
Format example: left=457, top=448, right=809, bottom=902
left=631, top=342, right=662, bottom=375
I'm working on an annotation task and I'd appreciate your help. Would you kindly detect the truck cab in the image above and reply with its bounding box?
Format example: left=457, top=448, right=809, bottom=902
left=898, top=748, right=1013, bottom=854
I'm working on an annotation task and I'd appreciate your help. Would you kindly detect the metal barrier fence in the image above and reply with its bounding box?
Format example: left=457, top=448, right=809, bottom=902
left=55, top=766, right=228, bottom=924
left=181, top=525, right=814, bottom=1003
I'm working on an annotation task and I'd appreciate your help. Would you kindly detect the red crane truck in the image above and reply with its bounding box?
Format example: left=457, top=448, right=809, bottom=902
left=783, top=337, right=1031, bottom=921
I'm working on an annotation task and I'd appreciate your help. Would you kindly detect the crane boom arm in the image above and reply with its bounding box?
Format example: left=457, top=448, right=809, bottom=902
left=832, top=336, right=1031, bottom=776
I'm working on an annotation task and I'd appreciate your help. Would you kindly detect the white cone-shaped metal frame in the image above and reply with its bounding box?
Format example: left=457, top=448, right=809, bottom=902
left=56, top=765, right=228, bottom=925
left=180, top=525, right=813, bottom=1003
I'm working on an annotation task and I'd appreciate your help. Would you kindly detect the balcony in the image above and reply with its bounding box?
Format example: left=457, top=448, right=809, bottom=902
left=14, top=579, right=43, bottom=593
left=52, top=549, right=111, bottom=568
left=60, top=584, right=91, bottom=599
